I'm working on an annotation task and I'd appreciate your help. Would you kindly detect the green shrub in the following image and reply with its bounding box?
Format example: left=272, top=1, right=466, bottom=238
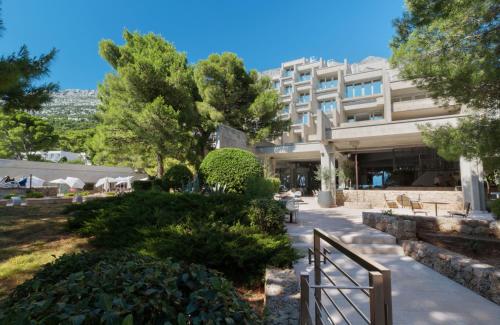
left=65, top=192, right=297, bottom=284
left=245, top=177, right=279, bottom=199
left=64, top=191, right=90, bottom=198
left=267, top=177, right=281, bottom=193
left=247, top=199, right=286, bottom=235
left=25, top=191, right=44, bottom=198
left=162, top=164, right=193, bottom=191
left=0, top=251, right=259, bottom=324
left=491, top=199, right=500, bottom=220
left=200, top=148, right=263, bottom=193
left=132, top=180, right=152, bottom=191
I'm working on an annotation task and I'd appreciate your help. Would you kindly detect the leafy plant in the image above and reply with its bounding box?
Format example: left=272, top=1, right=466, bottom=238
left=199, top=148, right=263, bottom=193
left=314, top=167, right=333, bottom=191
left=25, top=191, right=43, bottom=198
left=132, top=180, right=153, bottom=191
left=244, top=177, right=277, bottom=200
left=161, top=163, right=193, bottom=192
left=0, top=251, right=259, bottom=324
left=247, top=199, right=286, bottom=235
left=490, top=199, right=500, bottom=220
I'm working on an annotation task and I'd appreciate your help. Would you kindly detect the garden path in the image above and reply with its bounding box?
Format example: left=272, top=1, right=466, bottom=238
left=288, top=198, right=500, bottom=325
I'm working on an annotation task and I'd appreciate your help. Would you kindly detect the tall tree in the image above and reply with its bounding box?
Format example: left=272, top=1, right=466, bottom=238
left=0, top=111, right=58, bottom=159
left=0, top=2, right=58, bottom=112
left=391, top=0, right=500, bottom=182
left=93, top=31, right=196, bottom=177
left=194, top=53, right=288, bottom=150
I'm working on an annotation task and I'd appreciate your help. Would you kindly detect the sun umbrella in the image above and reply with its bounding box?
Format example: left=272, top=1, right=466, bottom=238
left=27, top=176, right=46, bottom=188
left=115, top=176, right=133, bottom=189
left=50, top=178, right=69, bottom=195
left=50, top=178, right=67, bottom=184
left=64, top=177, right=85, bottom=189
left=95, top=177, right=116, bottom=192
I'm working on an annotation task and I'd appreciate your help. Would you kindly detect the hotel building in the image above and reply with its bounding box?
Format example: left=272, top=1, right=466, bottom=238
left=255, top=56, right=486, bottom=212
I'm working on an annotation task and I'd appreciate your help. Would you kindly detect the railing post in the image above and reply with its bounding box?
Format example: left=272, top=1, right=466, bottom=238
left=382, top=270, right=393, bottom=325
left=369, top=271, right=385, bottom=325
left=300, top=272, right=310, bottom=325
left=313, top=229, right=322, bottom=324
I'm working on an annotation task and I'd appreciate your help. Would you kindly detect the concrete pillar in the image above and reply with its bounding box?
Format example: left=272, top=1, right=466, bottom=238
left=460, top=157, right=486, bottom=211
left=382, top=69, right=392, bottom=122
left=320, top=144, right=336, bottom=205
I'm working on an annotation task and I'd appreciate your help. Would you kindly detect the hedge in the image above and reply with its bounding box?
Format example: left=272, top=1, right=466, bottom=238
left=161, top=164, right=193, bottom=191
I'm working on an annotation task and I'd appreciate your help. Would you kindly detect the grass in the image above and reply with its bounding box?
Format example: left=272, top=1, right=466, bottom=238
left=0, top=206, right=90, bottom=298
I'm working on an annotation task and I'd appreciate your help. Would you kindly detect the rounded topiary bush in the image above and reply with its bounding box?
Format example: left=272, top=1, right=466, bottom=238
left=0, top=251, right=259, bottom=324
left=199, top=148, right=263, bottom=193
left=162, top=163, right=193, bottom=191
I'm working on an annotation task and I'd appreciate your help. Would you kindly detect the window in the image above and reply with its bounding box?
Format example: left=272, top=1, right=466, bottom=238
left=273, top=80, right=280, bottom=89
left=373, top=80, right=382, bottom=94
left=318, top=77, right=338, bottom=89
left=298, top=72, right=311, bottom=82
left=345, top=79, right=383, bottom=98
left=282, top=104, right=290, bottom=114
left=298, top=113, right=309, bottom=124
left=370, top=112, right=384, bottom=120
left=284, top=85, right=292, bottom=95
left=346, top=111, right=384, bottom=122
left=320, top=100, right=336, bottom=113
left=283, top=67, right=294, bottom=77
left=298, top=92, right=310, bottom=103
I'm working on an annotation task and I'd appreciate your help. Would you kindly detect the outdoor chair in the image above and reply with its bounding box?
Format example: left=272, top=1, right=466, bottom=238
left=384, top=194, right=399, bottom=208
left=410, top=200, right=428, bottom=216
left=286, top=198, right=300, bottom=223
left=448, top=202, right=471, bottom=218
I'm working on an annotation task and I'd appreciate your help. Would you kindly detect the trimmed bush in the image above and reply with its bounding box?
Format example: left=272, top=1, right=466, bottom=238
left=0, top=251, right=259, bottom=324
left=200, top=148, right=263, bottom=193
left=162, top=164, right=193, bottom=191
left=245, top=177, right=280, bottom=199
left=132, top=180, right=152, bottom=191
left=247, top=199, right=286, bottom=235
left=267, top=177, right=281, bottom=193
left=25, top=191, right=44, bottom=198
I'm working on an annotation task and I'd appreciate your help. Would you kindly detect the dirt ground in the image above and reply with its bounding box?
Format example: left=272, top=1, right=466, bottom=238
left=0, top=206, right=90, bottom=298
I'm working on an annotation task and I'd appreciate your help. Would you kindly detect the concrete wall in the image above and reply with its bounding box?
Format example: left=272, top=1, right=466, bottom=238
left=215, top=124, right=248, bottom=150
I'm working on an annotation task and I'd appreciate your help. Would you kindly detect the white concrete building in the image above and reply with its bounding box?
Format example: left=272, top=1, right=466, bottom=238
left=257, top=56, right=485, bottom=211
left=35, top=150, right=91, bottom=165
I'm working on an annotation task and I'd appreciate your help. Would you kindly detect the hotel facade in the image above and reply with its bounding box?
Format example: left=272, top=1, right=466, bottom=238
left=255, top=56, right=486, bottom=212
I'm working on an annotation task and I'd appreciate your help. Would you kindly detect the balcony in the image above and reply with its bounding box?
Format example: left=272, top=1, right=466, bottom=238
left=343, top=95, right=384, bottom=112
left=392, top=97, right=443, bottom=112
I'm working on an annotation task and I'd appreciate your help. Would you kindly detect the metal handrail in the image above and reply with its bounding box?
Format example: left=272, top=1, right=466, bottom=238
left=300, top=228, right=393, bottom=325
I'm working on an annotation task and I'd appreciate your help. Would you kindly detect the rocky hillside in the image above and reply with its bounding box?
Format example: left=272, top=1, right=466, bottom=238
left=37, top=89, right=99, bottom=122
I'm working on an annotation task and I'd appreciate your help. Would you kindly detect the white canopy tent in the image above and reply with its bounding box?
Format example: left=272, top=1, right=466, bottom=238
left=50, top=178, right=70, bottom=195
left=94, top=177, right=116, bottom=192
left=25, top=176, right=46, bottom=188
left=114, top=176, right=134, bottom=190
left=64, top=177, right=85, bottom=189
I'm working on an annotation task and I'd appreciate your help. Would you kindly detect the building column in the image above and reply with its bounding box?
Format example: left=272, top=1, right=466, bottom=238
left=460, top=157, right=486, bottom=211
left=320, top=144, right=336, bottom=205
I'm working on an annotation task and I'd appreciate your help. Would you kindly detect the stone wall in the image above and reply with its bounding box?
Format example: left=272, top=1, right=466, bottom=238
left=362, top=212, right=499, bottom=239
left=337, top=189, right=463, bottom=211
left=403, top=240, right=500, bottom=305
left=362, top=212, right=417, bottom=241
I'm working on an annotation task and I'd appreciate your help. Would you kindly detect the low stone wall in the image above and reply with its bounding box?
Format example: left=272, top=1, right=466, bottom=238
left=362, top=212, right=417, bottom=241
left=403, top=240, right=500, bottom=304
left=264, top=268, right=299, bottom=324
left=337, top=189, right=463, bottom=211
left=362, top=212, right=499, bottom=239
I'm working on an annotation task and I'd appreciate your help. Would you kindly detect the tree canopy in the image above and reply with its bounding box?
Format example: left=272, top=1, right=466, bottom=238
left=391, top=0, right=499, bottom=112
left=93, top=31, right=197, bottom=177
left=0, top=111, right=58, bottom=159
left=194, top=52, right=288, bottom=146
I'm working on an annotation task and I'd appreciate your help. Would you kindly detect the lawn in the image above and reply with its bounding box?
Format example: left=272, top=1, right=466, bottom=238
left=0, top=206, right=89, bottom=298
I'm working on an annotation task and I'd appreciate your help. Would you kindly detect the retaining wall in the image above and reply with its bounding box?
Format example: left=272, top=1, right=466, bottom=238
left=362, top=212, right=417, bottom=241
left=403, top=240, right=500, bottom=304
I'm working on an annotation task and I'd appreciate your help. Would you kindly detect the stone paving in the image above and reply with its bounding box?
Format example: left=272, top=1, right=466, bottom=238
left=286, top=197, right=500, bottom=325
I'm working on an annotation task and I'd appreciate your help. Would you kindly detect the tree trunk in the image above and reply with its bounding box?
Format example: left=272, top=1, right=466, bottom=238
left=156, top=152, right=164, bottom=178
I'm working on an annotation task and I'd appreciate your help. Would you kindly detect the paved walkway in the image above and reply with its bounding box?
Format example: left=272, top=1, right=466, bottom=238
left=288, top=198, right=500, bottom=325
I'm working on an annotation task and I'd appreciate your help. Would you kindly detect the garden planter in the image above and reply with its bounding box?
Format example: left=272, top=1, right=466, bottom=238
left=317, top=190, right=333, bottom=208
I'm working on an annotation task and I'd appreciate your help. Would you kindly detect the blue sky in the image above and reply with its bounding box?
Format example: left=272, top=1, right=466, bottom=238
left=1, top=0, right=405, bottom=89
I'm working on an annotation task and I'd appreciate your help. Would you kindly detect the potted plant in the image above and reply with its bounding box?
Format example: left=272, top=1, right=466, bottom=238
left=314, top=167, right=333, bottom=208
left=338, top=160, right=355, bottom=189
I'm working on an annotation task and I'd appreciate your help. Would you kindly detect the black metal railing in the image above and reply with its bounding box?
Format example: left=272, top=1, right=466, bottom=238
left=300, top=228, right=392, bottom=325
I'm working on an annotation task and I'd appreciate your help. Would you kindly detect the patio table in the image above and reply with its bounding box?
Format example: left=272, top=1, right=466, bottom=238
left=422, top=201, right=448, bottom=216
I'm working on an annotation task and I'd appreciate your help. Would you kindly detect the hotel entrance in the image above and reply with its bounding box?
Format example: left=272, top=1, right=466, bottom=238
left=275, top=161, right=320, bottom=195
